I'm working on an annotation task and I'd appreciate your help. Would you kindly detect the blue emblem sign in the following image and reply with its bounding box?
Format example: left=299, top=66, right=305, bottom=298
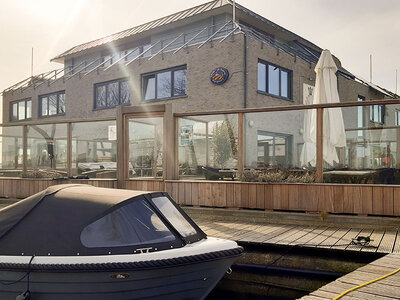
left=210, top=67, right=229, bottom=85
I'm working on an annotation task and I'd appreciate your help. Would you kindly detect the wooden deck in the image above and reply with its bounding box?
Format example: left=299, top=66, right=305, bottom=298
left=300, top=253, right=400, bottom=299
left=191, top=213, right=400, bottom=254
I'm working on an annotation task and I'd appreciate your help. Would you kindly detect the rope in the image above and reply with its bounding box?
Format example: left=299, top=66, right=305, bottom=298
left=333, top=266, right=400, bottom=300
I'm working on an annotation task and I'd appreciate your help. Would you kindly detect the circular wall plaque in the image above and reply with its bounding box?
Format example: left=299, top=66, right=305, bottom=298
left=210, top=67, right=229, bottom=85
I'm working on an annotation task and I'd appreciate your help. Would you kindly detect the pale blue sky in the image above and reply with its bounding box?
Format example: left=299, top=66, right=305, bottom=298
left=1, top=0, right=399, bottom=94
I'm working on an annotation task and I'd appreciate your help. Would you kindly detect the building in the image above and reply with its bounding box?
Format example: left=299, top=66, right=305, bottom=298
left=1, top=0, right=399, bottom=181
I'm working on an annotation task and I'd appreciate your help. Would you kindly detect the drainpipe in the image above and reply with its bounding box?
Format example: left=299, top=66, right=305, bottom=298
left=243, top=30, right=248, bottom=108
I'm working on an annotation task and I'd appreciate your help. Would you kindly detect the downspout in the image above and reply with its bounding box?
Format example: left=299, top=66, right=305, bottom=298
left=243, top=30, right=248, bottom=108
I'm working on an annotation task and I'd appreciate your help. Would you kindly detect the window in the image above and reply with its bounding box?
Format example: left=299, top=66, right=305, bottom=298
left=357, top=96, right=365, bottom=137
left=152, top=196, right=196, bottom=237
left=80, top=199, right=175, bottom=248
left=370, top=104, right=385, bottom=124
left=142, top=66, right=187, bottom=101
left=94, top=79, right=130, bottom=109
left=396, top=110, right=400, bottom=126
left=10, top=99, right=32, bottom=121
left=257, top=60, right=292, bottom=99
left=39, top=91, right=65, bottom=117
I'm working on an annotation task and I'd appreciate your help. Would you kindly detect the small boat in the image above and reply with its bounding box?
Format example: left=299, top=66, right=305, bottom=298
left=0, top=184, right=242, bottom=299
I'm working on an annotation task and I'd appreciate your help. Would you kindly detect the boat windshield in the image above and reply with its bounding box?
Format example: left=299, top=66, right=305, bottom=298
left=152, top=196, right=197, bottom=237
left=81, top=199, right=175, bottom=248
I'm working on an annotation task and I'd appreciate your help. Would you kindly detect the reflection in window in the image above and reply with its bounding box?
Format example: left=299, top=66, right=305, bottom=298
left=39, top=91, right=65, bottom=117
left=10, top=99, right=32, bottom=121
left=178, top=115, right=238, bottom=180
left=0, top=126, right=23, bottom=172
left=257, top=63, right=266, bottom=92
left=71, top=120, right=117, bottom=178
left=94, top=79, right=130, bottom=109
left=129, top=117, right=163, bottom=178
left=81, top=199, right=174, bottom=248
left=142, top=66, right=186, bottom=101
left=257, top=131, right=292, bottom=168
left=152, top=196, right=196, bottom=237
left=27, top=124, right=68, bottom=172
left=370, top=104, right=384, bottom=124
left=258, top=60, right=292, bottom=99
left=396, top=110, right=400, bottom=126
left=357, top=96, right=365, bottom=137
left=174, top=69, right=187, bottom=96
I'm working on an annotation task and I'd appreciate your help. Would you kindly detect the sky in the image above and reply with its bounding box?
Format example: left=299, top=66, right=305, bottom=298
left=0, top=0, right=400, bottom=95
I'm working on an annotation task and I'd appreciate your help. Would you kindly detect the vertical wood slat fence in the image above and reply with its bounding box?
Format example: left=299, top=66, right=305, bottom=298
left=164, top=180, right=400, bottom=217
left=0, top=179, right=117, bottom=199
left=0, top=179, right=399, bottom=217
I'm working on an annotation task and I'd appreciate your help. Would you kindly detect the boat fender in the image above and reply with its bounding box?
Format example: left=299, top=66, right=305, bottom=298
left=15, top=291, right=30, bottom=300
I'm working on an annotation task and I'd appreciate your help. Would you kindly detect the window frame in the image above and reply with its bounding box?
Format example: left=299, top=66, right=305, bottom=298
left=93, top=78, right=131, bottom=110
left=370, top=104, right=385, bottom=124
left=38, top=91, right=66, bottom=118
left=257, top=59, right=292, bottom=100
left=10, top=98, right=32, bottom=122
left=141, top=65, right=187, bottom=102
left=396, top=109, right=400, bottom=126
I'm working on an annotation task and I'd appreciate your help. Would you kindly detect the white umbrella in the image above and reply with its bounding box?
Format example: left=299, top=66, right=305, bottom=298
left=301, top=49, right=346, bottom=167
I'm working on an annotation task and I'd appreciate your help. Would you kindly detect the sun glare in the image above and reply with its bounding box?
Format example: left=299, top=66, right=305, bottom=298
left=19, top=0, right=78, bottom=21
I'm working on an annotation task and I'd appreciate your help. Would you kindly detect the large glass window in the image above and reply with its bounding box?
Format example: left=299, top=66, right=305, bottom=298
left=142, top=66, right=187, bottom=101
left=178, top=114, right=238, bottom=180
left=0, top=126, right=23, bottom=176
left=39, top=91, right=65, bottom=117
left=258, top=60, right=292, bottom=99
left=71, top=120, right=117, bottom=178
left=81, top=199, right=175, bottom=248
left=324, top=103, right=400, bottom=183
left=10, top=99, right=32, bottom=121
left=129, top=117, right=163, bottom=178
left=27, top=124, right=68, bottom=174
left=94, top=79, right=130, bottom=109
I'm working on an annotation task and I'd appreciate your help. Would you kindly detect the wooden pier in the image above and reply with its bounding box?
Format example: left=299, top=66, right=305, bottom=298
left=187, top=207, right=400, bottom=254
left=300, top=253, right=400, bottom=300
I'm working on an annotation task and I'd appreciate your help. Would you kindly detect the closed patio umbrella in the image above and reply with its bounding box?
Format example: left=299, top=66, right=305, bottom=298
left=301, top=49, right=346, bottom=167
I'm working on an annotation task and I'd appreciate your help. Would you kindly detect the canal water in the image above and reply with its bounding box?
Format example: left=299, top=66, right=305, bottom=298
left=205, top=243, right=381, bottom=300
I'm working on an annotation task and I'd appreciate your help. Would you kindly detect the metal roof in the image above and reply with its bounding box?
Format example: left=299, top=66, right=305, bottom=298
left=52, top=0, right=230, bottom=61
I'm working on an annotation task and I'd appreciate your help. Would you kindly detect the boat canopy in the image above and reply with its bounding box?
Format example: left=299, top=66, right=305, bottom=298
left=0, top=184, right=205, bottom=256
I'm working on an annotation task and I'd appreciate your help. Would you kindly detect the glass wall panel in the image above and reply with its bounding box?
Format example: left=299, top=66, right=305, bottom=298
left=178, top=114, right=238, bottom=180
left=129, top=117, right=163, bottom=178
left=324, top=103, right=400, bottom=184
left=27, top=124, right=68, bottom=174
left=72, top=120, right=117, bottom=178
left=244, top=110, right=315, bottom=183
left=0, top=126, right=23, bottom=177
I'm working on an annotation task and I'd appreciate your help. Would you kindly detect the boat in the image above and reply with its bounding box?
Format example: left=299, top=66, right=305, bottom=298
left=0, top=184, right=242, bottom=299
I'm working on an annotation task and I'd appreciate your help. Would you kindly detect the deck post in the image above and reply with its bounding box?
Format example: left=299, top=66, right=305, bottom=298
left=238, top=112, right=244, bottom=179
left=164, top=103, right=176, bottom=180
left=316, top=107, right=323, bottom=183
left=116, top=106, right=125, bottom=189
left=22, top=125, right=27, bottom=174
left=67, top=123, right=72, bottom=177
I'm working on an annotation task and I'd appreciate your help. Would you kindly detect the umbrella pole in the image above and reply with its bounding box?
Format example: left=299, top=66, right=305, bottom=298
left=316, top=108, right=324, bottom=183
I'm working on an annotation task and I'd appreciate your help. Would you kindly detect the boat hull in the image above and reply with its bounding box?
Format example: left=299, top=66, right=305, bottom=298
left=0, top=239, right=242, bottom=299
